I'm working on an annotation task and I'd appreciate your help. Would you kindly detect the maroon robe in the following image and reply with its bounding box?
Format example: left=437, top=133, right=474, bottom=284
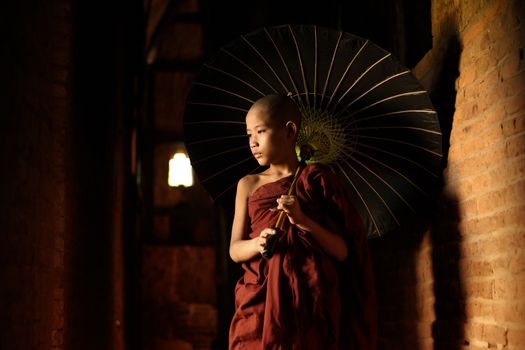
left=229, top=163, right=377, bottom=350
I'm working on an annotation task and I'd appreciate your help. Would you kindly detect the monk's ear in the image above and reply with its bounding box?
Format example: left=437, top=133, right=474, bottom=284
left=285, top=121, right=297, bottom=138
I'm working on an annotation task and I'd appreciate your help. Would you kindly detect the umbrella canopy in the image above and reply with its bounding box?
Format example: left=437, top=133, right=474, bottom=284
left=183, top=24, right=442, bottom=238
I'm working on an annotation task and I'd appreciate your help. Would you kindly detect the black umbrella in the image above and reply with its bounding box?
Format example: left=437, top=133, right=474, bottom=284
left=183, top=24, right=442, bottom=238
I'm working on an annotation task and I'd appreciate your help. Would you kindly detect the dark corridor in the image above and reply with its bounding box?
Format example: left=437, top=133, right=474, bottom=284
left=5, top=0, right=525, bottom=350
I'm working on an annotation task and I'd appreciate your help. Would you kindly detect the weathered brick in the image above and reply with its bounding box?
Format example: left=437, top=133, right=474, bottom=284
left=483, top=230, right=525, bottom=257
left=465, top=300, right=493, bottom=319
left=507, top=328, right=525, bottom=345
left=501, top=112, right=525, bottom=136
left=494, top=273, right=525, bottom=300
left=507, top=253, right=525, bottom=274
left=482, top=323, right=508, bottom=346
left=493, top=26, right=522, bottom=60
left=493, top=300, right=525, bottom=323
left=502, top=205, right=525, bottom=227
left=505, top=133, right=525, bottom=158
left=500, top=50, right=525, bottom=80
left=474, top=57, right=499, bottom=89
left=504, top=93, right=525, bottom=115
left=476, top=182, right=525, bottom=215
left=458, top=66, right=476, bottom=87
left=465, top=322, right=484, bottom=341
left=465, top=279, right=494, bottom=299
left=499, top=74, right=524, bottom=101
left=417, top=297, right=436, bottom=322
left=460, top=259, right=494, bottom=278
left=450, top=108, right=505, bottom=150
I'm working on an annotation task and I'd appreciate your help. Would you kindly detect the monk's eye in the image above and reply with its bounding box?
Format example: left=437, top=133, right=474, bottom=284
left=257, top=129, right=265, bottom=134
left=246, top=133, right=251, bottom=138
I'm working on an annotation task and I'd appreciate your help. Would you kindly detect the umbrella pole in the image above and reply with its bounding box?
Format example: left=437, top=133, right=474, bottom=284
left=274, top=165, right=302, bottom=230
left=262, top=143, right=314, bottom=259
left=261, top=165, right=302, bottom=259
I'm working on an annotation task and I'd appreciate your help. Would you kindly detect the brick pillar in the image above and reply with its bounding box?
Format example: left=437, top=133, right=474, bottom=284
left=444, top=0, right=525, bottom=347
left=371, top=0, right=525, bottom=349
left=0, top=1, right=140, bottom=349
left=0, top=1, right=72, bottom=349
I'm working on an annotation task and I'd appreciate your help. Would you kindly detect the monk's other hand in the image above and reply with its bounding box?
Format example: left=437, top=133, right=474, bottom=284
left=257, top=228, right=277, bottom=255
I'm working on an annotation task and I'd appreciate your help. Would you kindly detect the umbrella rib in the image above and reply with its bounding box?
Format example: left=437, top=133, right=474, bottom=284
left=214, top=165, right=264, bottom=200
left=358, top=135, right=443, bottom=157
left=341, top=158, right=401, bottom=225
left=200, top=154, right=255, bottom=184
left=214, top=181, right=239, bottom=201
left=221, top=48, right=280, bottom=94
left=194, top=82, right=256, bottom=104
left=348, top=109, right=437, bottom=126
left=332, top=52, right=391, bottom=115
left=325, top=40, right=368, bottom=112
left=184, top=120, right=245, bottom=125
left=341, top=70, right=410, bottom=109
left=288, top=24, right=310, bottom=108
left=186, top=101, right=249, bottom=113
left=353, top=149, right=427, bottom=195
left=191, top=145, right=248, bottom=166
left=319, top=31, right=343, bottom=108
left=186, top=134, right=247, bottom=146
left=341, top=91, right=428, bottom=120
left=347, top=153, right=416, bottom=211
left=333, top=162, right=382, bottom=234
left=358, top=141, right=439, bottom=178
left=264, top=27, right=306, bottom=111
left=241, top=34, right=295, bottom=99
left=358, top=126, right=442, bottom=135
left=204, top=63, right=266, bottom=97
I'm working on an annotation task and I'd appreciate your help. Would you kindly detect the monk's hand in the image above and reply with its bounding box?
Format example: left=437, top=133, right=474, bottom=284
left=276, top=195, right=305, bottom=226
left=257, top=228, right=277, bottom=255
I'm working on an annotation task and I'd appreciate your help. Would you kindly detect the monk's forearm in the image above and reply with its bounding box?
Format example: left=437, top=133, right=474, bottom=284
left=296, top=217, right=348, bottom=262
left=230, top=238, right=259, bottom=263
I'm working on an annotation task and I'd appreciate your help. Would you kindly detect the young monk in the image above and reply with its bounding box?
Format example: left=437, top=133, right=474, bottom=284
left=229, top=94, right=377, bottom=349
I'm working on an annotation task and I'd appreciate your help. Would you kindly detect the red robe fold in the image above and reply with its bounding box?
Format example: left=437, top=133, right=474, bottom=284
left=229, top=163, right=377, bottom=350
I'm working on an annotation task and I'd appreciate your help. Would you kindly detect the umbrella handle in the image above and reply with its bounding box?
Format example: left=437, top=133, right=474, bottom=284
left=274, top=165, right=302, bottom=229
left=274, top=143, right=314, bottom=230
left=261, top=231, right=281, bottom=259
left=261, top=164, right=303, bottom=259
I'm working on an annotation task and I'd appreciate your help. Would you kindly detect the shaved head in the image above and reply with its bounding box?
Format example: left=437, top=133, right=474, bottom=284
left=249, top=94, right=302, bottom=130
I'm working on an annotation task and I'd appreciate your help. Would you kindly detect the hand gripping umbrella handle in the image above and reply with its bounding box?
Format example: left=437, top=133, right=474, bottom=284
left=261, top=165, right=303, bottom=259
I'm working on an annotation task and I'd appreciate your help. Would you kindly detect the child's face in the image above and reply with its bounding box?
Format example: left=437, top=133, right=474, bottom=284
left=245, top=107, right=289, bottom=166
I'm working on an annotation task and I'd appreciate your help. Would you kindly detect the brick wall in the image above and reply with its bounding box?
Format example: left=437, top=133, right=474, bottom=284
left=0, top=1, right=138, bottom=349
left=371, top=0, right=525, bottom=349
left=0, top=1, right=72, bottom=349
left=141, top=246, right=218, bottom=350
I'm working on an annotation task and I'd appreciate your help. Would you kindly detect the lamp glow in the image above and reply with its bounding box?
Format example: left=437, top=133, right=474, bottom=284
left=168, top=152, right=193, bottom=187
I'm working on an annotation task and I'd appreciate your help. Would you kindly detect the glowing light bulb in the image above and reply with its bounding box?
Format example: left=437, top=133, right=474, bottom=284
left=168, top=152, right=193, bottom=187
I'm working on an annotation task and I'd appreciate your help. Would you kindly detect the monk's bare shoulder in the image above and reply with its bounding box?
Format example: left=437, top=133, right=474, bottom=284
left=237, top=173, right=261, bottom=198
